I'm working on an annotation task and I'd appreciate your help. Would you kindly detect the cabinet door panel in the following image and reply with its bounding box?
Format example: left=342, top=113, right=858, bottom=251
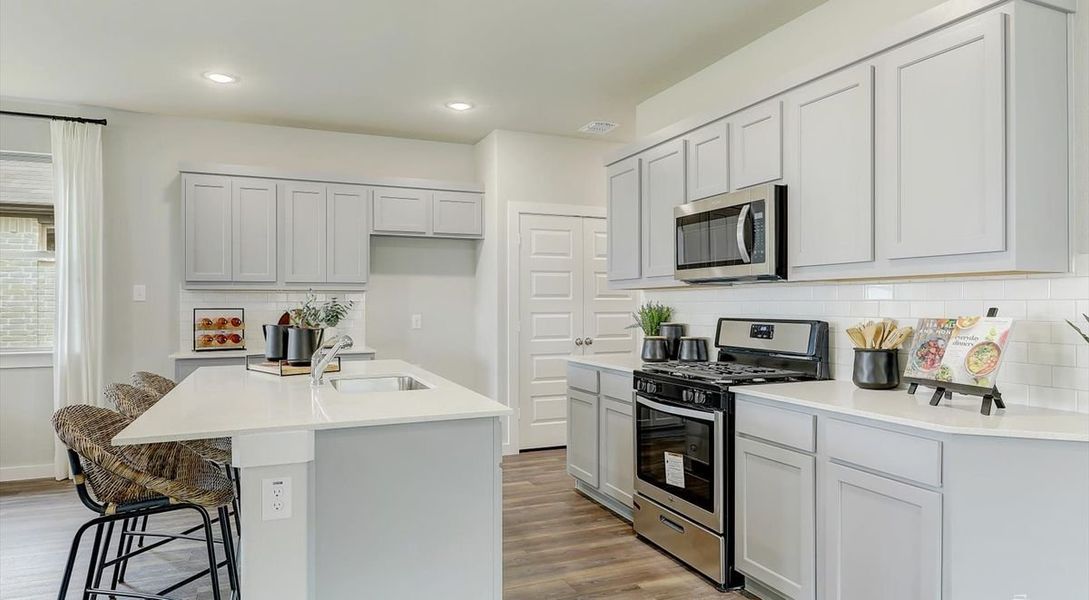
left=184, top=174, right=232, bottom=281
left=641, top=140, right=685, bottom=279
left=685, top=120, right=730, bottom=202
left=599, top=397, right=633, bottom=507
left=606, top=157, right=641, bottom=282
left=736, top=437, right=815, bottom=600
left=730, top=99, right=782, bottom=189
left=326, top=184, right=369, bottom=284
left=823, top=462, right=942, bottom=600
left=433, top=191, right=482, bottom=237
left=786, top=65, right=874, bottom=268
left=372, top=187, right=431, bottom=235
left=231, top=178, right=277, bottom=282
left=878, top=13, right=1006, bottom=259
left=282, top=182, right=327, bottom=283
left=566, top=389, right=599, bottom=486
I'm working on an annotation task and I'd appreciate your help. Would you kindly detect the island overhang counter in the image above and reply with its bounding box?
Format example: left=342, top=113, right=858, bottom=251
left=113, top=360, right=512, bottom=600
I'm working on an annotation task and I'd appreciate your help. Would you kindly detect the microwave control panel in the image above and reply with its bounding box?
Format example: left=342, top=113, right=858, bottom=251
left=751, top=200, right=766, bottom=264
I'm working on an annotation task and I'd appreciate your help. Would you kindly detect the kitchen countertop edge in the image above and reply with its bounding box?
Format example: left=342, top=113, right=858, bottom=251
left=566, top=354, right=642, bottom=375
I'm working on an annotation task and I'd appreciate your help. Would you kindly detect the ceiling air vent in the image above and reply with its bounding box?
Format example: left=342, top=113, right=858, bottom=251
left=579, top=120, right=618, bottom=135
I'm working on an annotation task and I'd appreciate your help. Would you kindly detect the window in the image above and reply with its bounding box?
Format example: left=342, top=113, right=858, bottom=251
left=0, top=152, right=55, bottom=350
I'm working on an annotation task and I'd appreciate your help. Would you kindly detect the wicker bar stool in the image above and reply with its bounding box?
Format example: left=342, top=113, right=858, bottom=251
left=130, top=371, right=176, bottom=397
left=52, top=404, right=238, bottom=600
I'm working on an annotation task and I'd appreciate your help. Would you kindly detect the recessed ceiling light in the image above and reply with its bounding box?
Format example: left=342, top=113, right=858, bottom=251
left=579, top=120, right=618, bottom=134
left=203, top=72, right=239, bottom=84
left=445, top=101, right=474, bottom=112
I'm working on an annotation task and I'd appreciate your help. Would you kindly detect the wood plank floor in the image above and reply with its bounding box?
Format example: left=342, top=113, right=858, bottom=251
left=1, top=448, right=745, bottom=599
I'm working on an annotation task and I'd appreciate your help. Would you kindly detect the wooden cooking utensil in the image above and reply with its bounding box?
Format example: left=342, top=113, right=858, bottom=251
left=846, top=327, right=867, bottom=348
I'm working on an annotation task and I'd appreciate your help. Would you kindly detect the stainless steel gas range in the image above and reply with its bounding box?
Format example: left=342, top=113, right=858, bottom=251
left=632, top=317, right=829, bottom=591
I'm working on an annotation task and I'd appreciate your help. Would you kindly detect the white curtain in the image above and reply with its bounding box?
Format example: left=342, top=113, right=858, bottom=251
left=51, top=120, right=105, bottom=480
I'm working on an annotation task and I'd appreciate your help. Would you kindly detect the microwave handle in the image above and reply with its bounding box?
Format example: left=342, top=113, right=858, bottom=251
left=736, top=204, right=751, bottom=263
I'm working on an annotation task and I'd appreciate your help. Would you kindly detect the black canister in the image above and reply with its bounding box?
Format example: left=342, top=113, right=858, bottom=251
left=641, top=337, right=670, bottom=362
left=263, top=324, right=290, bottom=361
left=678, top=337, right=709, bottom=362
left=852, top=349, right=901, bottom=390
left=286, top=327, right=325, bottom=366
left=659, top=323, right=687, bottom=360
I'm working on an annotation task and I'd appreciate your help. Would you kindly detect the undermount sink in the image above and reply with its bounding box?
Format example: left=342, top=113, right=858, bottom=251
left=330, top=375, right=430, bottom=393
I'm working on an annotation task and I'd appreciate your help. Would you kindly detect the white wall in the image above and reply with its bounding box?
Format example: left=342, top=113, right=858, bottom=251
left=639, top=0, right=1089, bottom=412
left=635, top=0, right=946, bottom=136
left=472, top=130, right=621, bottom=452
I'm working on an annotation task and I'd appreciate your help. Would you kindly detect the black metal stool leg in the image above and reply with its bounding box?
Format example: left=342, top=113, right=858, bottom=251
left=58, top=518, right=99, bottom=600
left=90, top=520, right=115, bottom=598
left=81, top=523, right=104, bottom=600
left=109, top=517, right=130, bottom=592
left=217, top=506, right=240, bottom=592
left=191, top=506, right=223, bottom=600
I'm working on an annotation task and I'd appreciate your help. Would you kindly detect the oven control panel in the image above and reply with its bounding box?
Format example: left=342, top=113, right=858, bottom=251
left=750, top=323, right=775, bottom=339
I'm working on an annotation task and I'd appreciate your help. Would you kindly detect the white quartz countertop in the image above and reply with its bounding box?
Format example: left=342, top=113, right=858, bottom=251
left=169, top=347, right=376, bottom=360
left=113, top=360, right=511, bottom=445
left=566, top=354, right=642, bottom=374
left=738, top=380, right=1089, bottom=442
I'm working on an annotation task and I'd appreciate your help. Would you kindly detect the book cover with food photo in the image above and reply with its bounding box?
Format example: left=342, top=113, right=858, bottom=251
left=193, top=308, right=245, bottom=351
left=904, top=316, right=1012, bottom=389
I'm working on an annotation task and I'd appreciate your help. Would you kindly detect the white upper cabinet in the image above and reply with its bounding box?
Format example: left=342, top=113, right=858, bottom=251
left=685, top=120, right=730, bottom=202
left=281, top=181, right=328, bottom=283
left=372, top=187, right=432, bottom=235
left=877, top=12, right=1007, bottom=261
left=231, top=178, right=277, bottom=282
left=729, top=99, right=782, bottom=189
left=325, top=184, right=370, bottom=285
left=433, top=191, right=483, bottom=237
left=640, top=139, right=685, bottom=280
left=184, top=174, right=233, bottom=282
left=785, top=64, right=875, bottom=269
left=606, top=157, right=641, bottom=282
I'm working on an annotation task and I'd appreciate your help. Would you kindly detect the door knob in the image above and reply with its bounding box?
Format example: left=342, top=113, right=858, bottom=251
left=575, top=338, right=584, bottom=346
left=584, top=337, right=593, bottom=346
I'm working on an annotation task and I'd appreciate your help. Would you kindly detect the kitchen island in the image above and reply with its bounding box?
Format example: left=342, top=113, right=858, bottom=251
left=114, top=360, right=511, bottom=600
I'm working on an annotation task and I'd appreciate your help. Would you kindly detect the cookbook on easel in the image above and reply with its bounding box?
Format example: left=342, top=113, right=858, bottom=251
left=904, top=316, right=1013, bottom=389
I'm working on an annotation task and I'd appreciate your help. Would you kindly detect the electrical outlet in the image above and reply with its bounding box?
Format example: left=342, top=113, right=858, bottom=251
left=411, top=314, right=422, bottom=329
left=262, top=477, right=292, bottom=521
left=132, top=284, right=146, bottom=302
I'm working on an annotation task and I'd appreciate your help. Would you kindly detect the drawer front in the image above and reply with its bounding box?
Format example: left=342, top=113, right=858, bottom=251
left=736, top=398, right=816, bottom=453
left=633, top=496, right=725, bottom=584
left=823, top=418, right=942, bottom=487
left=599, top=370, right=633, bottom=402
left=566, top=364, right=599, bottom=394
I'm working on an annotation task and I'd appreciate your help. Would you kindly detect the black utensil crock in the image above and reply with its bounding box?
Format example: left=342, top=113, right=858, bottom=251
left=263, top=324, right=290, bottom=361
left=659, top=323, right=687, bottom=360
left=853, top=349, right=900, bottom=390
left=286, top=327, right=324, bottom=366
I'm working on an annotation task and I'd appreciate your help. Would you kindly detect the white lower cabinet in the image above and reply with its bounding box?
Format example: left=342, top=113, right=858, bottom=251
left=566, top=363, right=634, bottom=518
left=823, top=462, right=942, bottom=600
left=735, top=436, right=815, bottom=600
left=566, top=389, right=599, bottom=487
left=599, top=397, right=634, bottom=507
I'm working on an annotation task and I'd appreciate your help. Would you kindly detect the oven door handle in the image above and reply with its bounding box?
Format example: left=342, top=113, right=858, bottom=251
left=636, top=394, right=716, bottom=422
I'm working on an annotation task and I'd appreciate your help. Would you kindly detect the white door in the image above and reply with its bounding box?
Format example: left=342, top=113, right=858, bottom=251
left=231, top=177, right=277, bottom=282
left=281, top=181, right=327, bottom=283
left=326, top=184, right=370, bottom=284
left=581, top=218, right=637, bottom=356
left=641, top=139, right=685, bottom=279
left=785, top=64, right=875, bottom=268
left=877, top=12, right=1006, bottom=260
left=184, top=174, right=232, bottom=282
left=823, top=462, right=942, bottom=600
left=519, top=214, right=585, bottom=449
left=518, top=214, right=635, bottom=450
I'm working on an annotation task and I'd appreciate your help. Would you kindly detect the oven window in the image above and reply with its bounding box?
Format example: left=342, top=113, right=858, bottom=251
left=636, top=399, right=715, bottom=513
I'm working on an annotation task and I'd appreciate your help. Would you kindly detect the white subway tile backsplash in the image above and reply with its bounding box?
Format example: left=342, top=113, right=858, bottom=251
left=646, top=253, right=1089, bottom=413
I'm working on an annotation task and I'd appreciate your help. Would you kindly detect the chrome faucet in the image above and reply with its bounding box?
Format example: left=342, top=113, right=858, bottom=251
left=310, top=335, right=354, bottom=386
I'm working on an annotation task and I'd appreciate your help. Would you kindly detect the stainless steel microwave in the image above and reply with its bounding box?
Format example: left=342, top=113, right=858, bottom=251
left=674, top=184, right=786, bottom=283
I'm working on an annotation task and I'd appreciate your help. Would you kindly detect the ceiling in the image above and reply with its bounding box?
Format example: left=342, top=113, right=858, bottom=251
left=0, top=0, right=825, bottom=144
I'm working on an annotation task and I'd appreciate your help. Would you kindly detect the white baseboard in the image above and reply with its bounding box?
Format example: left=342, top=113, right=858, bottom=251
left=0, top=463, right=54, bottom=482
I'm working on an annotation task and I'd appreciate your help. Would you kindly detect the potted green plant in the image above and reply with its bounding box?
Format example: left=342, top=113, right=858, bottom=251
left=286, top=291, right=354, bottom=365
left=629, top=302, right=673, bottom=362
